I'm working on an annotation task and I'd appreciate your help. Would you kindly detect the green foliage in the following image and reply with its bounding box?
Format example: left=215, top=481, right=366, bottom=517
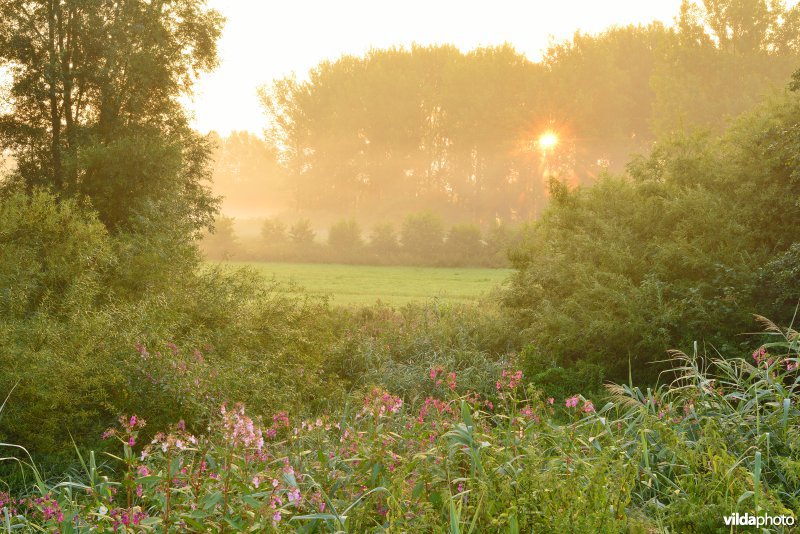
left=521, top=344, right=605, bottom=402
left=261, top=218, right=288, bottom=245
left=368, top=222, right=399, bottom=255
left=445, top=224, right=484, bottom=266
left=0, top=190, right=349, bottom=463
left=0, top=0, right=223, bottom=234
left=400, top=211, right=445, bottom=262
left=4, top=322, right=798, bottom=531
left=329, top=301, right=519, bottom=398
left=327, top=219, right=362, bottom=252
left=289, top=219, right=315, bottom=246
left=506, top=89, right=800, bottom=383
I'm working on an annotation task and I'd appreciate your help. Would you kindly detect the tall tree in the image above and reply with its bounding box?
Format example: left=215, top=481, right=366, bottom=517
left=651, top=0, right=800, bottom=134
left=0, top=0, right=223, bottom=234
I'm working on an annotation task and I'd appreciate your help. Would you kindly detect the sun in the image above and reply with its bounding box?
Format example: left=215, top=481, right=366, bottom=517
left=538, top=131, right=559, bottom=151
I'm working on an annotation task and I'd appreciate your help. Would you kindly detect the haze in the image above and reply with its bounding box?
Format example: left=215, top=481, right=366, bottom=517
left=190, top=0, right=685, bottom=135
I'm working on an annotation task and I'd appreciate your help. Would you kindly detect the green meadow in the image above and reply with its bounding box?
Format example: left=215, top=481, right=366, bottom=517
left=220, top=261, right=513, bottom=306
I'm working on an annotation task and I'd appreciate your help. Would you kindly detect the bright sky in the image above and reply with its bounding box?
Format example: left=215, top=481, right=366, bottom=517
left=188, top=0, right=686, bottom=136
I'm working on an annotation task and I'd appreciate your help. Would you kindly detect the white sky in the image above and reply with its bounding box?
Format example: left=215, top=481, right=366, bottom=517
left=188, top=0, right=686, bottom=136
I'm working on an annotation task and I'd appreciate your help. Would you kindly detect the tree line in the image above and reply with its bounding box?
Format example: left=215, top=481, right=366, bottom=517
left=201, top=212, right=518, bottom=267
left=254, top=0, right=799, bottom=223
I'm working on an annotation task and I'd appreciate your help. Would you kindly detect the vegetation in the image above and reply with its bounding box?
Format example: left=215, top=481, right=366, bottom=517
left=1, top=0, right=800, bottom=531
left=2, top=323, right=798, bottom=532
left=256, top=1, right=799, bottom=222
left=201, top=213, right=520, bottom=268
left=506, top=89, right=800, bottom=385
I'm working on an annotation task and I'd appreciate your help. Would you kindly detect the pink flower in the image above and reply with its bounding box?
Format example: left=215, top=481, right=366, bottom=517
left=547, top=397, right=554, bottom=405
left=565, top=396, right=579, bottom=408
left=582, top=400, right=595, bottom=413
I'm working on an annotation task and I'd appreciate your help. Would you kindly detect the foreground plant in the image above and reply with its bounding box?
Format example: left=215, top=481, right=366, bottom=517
left=2, top=320, right=799, bottom=532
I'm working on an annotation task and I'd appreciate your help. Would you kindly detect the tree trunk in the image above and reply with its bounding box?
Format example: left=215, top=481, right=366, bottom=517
left=46, top=0, right=63, bottom=191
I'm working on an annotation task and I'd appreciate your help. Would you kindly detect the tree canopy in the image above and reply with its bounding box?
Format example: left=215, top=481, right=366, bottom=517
left=0, top=0, right=223, bottom=235
left=261, top=0, right=799, bottom=224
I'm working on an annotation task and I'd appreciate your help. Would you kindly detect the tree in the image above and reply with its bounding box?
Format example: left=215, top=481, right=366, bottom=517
left=289, top=219, right=315, bottom=246
left=261, top=45, right=548, bottom=221
left=261, top=217, right=288, bottom=245
left=651, top=0, right=800, bottom=135
left=400, top=211, right=444, bottom=261
left=328, top=219, right=362, bottom=252
left=0, top=0, right=224, bottom=234
left=369, top=222, right=399, bottom=255
left=445, top=223, right=483, bottom=264
left=506, top=81, right=800, bottom=383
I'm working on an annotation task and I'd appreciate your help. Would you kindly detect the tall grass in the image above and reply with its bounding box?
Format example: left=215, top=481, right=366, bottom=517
left=1, top=319, right=798, bottom=532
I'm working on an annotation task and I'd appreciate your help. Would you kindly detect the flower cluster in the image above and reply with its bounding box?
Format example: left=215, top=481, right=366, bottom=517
left=109, top=507, right=148, bottom=531
left=496, top=369, right=523, bottom=391
left=752, top=347, right=799, bottom=373
left=220, top=403, right=264, bottom=450
left=360, top=387, right=403, bottom=418
left=0, top=492, right=19, bottom=516
left=565, top=395, right=595, bottom=413
left=102, top=414, right=146, bottom=447
left=430, top=367, right=457, bottom=390
left=26, top=494, right=63, bottom=524
left=752, top=347, right=773, bottom=368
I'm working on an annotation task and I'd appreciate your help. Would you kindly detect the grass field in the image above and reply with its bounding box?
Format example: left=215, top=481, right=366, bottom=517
left=221, top=261, right=514, bottom=306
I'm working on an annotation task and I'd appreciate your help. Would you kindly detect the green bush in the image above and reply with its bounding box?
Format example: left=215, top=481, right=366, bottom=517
left=445, top=223, right=484, bottom=265
left=260, top=217, right=288, bottom=245
left=521, top=344, right=605, bottom=402
left=327, top=218, right=362, bottom=252
left=4, top=320, right=797, bottom=531
left=400, top=211, right=444, bottom=261
left=288, top=219, right=315, bottom=245
left=505, top=91, right=800, bottom=384
left=368, top=222, right=399, bottom=255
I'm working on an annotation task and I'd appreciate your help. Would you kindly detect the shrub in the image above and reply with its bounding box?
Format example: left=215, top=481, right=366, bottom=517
left=400, top=211, right=444, bottom=262
left=521, top=344, right=605, bottom=402
left=444, top=223, right=483, bottom=265
left=289, top=219, right=315, bottom=246
left=505, top=93, right=800, bottom=384
left=4, top=321, right=797, bottom=531
left=368, top=222, right=399, bottom=255
left=327, top=219, right=362, bottom=252
left=261, top=217, right=288, bottom=245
